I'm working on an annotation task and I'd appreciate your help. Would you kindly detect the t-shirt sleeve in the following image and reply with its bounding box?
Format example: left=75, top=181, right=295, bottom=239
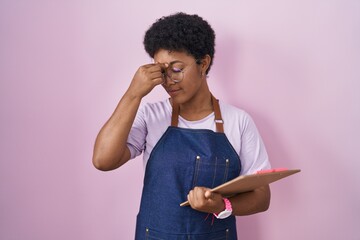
left=240, top=113, right=271, bottom=175
left=126, top=104, right=147, bottom=159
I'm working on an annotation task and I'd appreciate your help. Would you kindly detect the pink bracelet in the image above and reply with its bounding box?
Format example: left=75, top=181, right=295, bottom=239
left=213, top=198, right=233, bottom=219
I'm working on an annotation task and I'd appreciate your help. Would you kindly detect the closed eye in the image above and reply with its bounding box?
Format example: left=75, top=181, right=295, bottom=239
left=171, top=67, right=182, bottom=73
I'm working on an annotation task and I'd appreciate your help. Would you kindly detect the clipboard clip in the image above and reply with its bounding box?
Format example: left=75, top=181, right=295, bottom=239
left=256, top=168, right=288, bottom=174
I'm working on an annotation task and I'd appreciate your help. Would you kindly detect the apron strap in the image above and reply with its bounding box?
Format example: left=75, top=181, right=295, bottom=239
left=171, top=100, right=180, bottom=127
left=212, top=95, right=224, bottom=133
left=170, top=94, right=224, bottom=133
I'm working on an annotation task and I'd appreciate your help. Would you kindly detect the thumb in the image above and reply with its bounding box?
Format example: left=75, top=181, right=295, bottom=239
left=204, top=190, right=213, bottom=199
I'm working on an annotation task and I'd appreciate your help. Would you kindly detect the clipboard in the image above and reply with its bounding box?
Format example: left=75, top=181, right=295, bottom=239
left=180, top=169, right=301, bottom=207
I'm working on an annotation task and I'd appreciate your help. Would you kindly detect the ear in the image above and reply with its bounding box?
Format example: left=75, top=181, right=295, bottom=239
left=199, top=54, right=211, bottom=75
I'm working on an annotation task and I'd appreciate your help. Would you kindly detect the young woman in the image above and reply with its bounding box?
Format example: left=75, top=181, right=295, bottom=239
left=93, top=12, right=271, bottom=239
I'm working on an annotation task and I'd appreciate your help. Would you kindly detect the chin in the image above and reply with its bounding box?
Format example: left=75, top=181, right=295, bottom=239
left=170, top=95, right=185, bottom=104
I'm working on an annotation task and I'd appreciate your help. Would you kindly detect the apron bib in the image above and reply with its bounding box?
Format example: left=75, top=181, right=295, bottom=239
left=135, top=96, right=241, bottom=240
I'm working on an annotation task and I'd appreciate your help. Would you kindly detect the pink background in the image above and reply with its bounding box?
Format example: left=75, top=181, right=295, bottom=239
left=1, top=1, right=359, bottom=239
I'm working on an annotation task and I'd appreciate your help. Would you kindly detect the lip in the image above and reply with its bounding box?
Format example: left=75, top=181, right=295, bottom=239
left=167, top=88, right=181, bottom=97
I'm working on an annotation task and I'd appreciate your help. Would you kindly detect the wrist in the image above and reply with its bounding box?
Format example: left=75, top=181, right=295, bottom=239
left=215, top=200, right=226, bottom=215
left=124, top=89, right=144, bottom=101
left=214, top=198, right=233, bottom=219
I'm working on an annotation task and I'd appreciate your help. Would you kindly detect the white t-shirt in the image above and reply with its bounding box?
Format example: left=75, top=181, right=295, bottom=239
left=127, top=98, right=271, bottom=175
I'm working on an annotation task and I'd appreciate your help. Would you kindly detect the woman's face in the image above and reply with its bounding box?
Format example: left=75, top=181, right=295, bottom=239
left=154, top=49, right=210, bottom=104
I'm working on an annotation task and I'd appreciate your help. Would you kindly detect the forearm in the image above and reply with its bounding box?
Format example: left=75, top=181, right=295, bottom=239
left=92, top=63, right=166, bottom=171
left=92, top=90, right=142, bottom=171
left=229, top=185, right=271, bottom=216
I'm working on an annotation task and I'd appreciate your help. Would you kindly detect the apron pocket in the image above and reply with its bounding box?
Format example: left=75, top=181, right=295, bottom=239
left=145, top=227, right=180, bottom=240
left=192, top=155, right=233, bottom=188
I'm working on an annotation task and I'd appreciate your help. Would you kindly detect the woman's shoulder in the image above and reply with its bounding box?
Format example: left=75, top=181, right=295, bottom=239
left=139, top=98, right=172, bottom=121
left=219, top=101, right=251, bottom=120
left=141, top=98, right=170, bottom=112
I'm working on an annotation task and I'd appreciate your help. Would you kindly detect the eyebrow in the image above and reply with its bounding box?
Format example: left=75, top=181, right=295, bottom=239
left=153, top=59, right=185, bottom=65
left=169, top=60, right=184, bottom=64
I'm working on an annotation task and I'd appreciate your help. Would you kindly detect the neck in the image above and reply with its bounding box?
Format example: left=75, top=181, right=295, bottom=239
left=178, top=89, right=213, bottom=121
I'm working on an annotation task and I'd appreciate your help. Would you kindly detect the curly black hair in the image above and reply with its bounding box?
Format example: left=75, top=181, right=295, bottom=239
left=143, top=12, right=215, bottom=74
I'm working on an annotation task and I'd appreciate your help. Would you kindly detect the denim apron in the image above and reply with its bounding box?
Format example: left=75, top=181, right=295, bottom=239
left=135, top=96, right=241, bottom=240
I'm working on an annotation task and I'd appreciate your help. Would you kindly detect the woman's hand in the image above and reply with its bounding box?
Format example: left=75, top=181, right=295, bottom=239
left=187, top=187, right=225, bottom=214
left=127, top=63, right=168, bottom=98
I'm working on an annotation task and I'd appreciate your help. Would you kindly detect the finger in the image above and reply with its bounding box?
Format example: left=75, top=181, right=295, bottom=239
left=194, top=187, right=207, bottom=204
left=148, top=66, right=162, bottom=74
left=190, top=189, right=202, bottom=208
left=148, top=63, right=168, bottom=73
left=140, top=63, right=157, bottom=70
left=204, top=190, right=213, bottom=199
left=187, top=190, right=194, bottom=206
left=157, top=62, right=169, bottom=68
left=152, top=77, right=165, bottom=86
left=149, top=71, right=164, bottom=80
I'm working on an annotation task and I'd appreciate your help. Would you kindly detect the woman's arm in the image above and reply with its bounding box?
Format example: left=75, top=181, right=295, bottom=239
left=229, top=185, right=270, bottom=215
left=92, top=63, right=166, bottom=171
left=187, top=185, right=270, bottom=216
left=92, top=92, right=142, bottom=171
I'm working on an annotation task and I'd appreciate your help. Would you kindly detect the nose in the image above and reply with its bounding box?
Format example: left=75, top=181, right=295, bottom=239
left=162, top=74, right=176, bottom=86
